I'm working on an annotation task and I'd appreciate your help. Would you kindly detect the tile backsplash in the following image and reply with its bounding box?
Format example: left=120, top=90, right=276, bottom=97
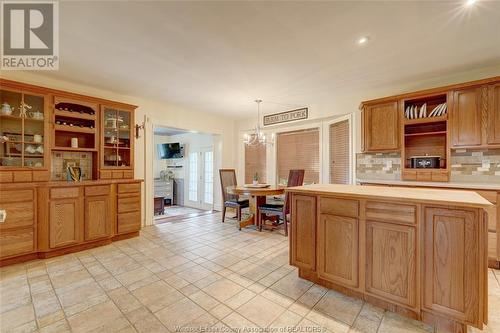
left=451, top=148, right=500, bottom=183
left=356, top=149, right=500, bottom=183
left=51, top=151, right=93, bottom=181
left=356, top=152, right=401, bottom=180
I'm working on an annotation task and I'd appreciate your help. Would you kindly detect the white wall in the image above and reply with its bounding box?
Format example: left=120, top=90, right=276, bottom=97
left=1, top=71, right=237, bottom=226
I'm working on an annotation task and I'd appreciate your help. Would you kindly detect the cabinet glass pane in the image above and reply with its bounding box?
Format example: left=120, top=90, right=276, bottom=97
left=23, top=94, right=44, bottom=167
left=103, top=108, right=118, bottom=148
left=118, top=111, right=131, bottom=149
left=103, top=147, right=118, bottom=167
left=117, top=148, right=130, bottom=167
left=1, top=89, right=22, bottom=167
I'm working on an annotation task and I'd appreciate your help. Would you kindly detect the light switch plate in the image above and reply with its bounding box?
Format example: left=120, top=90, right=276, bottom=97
left=482, top=160, right=490, bottom=169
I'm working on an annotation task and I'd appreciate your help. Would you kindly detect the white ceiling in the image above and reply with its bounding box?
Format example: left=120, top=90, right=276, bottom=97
left=39, top=1, right=500, bottom=118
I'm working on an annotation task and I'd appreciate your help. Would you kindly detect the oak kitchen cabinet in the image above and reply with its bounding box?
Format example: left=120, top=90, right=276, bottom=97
left=288, top=184, right=490, bottom=333
left=49, top=187, right=83, bottom=248
left=362, top=101, right=400, bottom=152
left=488, top=82, right=500, bottom=145
left=84, top=185, right=113, bottom=241
left=0, top=186, right=36, bottom=259
left=451, top=87, right=483, bottom=147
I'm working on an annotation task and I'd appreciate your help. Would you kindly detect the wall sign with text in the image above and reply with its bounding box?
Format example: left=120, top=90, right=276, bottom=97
left=263, top=108, right=308, bottom=126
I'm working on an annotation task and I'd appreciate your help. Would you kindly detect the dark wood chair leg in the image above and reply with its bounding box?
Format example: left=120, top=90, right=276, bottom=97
left=222, top=206, right=226, bottom=223
left=258, top=210, right=262, bottom=232
left=284, top=216, right=288, bottom=236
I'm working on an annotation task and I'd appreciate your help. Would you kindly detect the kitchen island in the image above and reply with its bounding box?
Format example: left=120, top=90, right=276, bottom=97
left=287, top=184, right=492, bottom=333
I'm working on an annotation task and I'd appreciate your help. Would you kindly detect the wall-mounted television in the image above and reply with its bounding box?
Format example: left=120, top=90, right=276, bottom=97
left=158, top=143, right=184, bottom=159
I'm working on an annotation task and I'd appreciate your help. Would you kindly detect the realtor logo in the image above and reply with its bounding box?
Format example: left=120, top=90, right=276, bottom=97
left=1, top=1, right=59, bottom=70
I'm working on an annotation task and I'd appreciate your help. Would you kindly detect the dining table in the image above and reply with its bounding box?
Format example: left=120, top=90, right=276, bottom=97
left=227, top=185, right=285, bottom=230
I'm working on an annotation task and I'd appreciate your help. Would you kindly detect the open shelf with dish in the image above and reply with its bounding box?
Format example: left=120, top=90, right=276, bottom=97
left=401, top=93, right=450, bottom=181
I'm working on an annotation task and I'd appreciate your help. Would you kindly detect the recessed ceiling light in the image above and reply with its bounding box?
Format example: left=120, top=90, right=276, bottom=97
left=466, top=0, right=477, bottom=6
left=358, top=36, right=370, bottom=45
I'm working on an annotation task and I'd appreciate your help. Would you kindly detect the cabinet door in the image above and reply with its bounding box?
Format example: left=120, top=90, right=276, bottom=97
left=363, top=101, right=399, bottom=152
left=49, top=198, right=82, bottom=248
left=318, top=214, right=358, bottom=287
left=366, top=221, right=416, bottom=308
left=488, top=83, right=500, bottom=145
left=423, top=207, right=480, bottom=324
left=451, top=87, right=482, bottom=147
left=84, top=195, right=111, bottom=241
left=290, top=194, right=316, bottom=271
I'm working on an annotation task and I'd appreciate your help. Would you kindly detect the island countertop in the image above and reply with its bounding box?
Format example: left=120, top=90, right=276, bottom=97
left=286, top=183, right=493, bottom=209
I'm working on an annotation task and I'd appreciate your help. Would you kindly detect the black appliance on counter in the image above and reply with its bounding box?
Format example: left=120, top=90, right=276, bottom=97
left=410, top=156, right=441, bottom=169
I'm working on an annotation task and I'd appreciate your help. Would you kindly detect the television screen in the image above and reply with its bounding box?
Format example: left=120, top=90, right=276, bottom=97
left=158, top=143, right=183, bottom=159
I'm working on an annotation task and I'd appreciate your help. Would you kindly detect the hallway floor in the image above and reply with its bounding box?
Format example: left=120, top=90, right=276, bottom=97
left=1, top=213, right=499, bottom=333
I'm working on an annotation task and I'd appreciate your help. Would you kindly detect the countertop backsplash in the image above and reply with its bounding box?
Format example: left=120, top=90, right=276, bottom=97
left=356, top=152, right=401, bottom=180
left=451, top=148, right=500, bottom=183
left=356, top=149, right=500, bottom=183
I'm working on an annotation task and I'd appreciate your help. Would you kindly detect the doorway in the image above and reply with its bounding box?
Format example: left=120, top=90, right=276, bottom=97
left=328, top=118, right=351, bottom=184
left=152, top=126, right=216, bottom=223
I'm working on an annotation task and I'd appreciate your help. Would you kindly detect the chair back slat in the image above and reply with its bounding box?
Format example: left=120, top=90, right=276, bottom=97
left=284, top=169, right=305, bottom=215
left=219, top=169, right=238, bottom=202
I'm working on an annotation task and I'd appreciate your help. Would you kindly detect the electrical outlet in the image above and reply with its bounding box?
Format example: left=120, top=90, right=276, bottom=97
left=482, top=160, right=491, bottom=169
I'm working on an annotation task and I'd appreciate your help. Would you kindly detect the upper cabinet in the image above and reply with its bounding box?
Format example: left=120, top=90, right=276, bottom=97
left=100, top=105, right=134, bottom=175
left=362, top=101, right=399, bottom=152
left=488, top=83, right=500, bottom=145
left=450, top=87, right=483, bottom=147
left=0, top=84, right=50, bottom=182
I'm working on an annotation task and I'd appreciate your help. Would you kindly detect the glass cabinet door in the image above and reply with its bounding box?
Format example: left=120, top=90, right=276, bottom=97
left=102, top=107, right=132, bottom=168
left=23, top=93, right=45, bottom=168
left=0, top=89, right=45, bottom=168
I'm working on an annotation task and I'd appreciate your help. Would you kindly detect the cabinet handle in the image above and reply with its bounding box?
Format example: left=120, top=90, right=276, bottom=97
left=0, top=209, right=6, bottom=223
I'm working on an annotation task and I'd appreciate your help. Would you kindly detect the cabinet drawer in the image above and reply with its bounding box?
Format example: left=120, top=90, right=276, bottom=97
left=118, top=195, right=141, bottom=213
left=123, top=171, right=134, bottom=179
left=320, top=197, right=358, bottom=218
left=85, top=185, right=110, bottom=197
left=0, top=189, right=34, bottom=203
left=118, top=183, right=141, bottom=194
left=112, top=171, right=123, bottom=179
left=402, top=170, right=417, bottom=181
left=416, top=171, right=432, bottom=181
left=0, top=228, right=34, bottom=258
left=13, top=171, right=32, bottom=183
left=489, top=232, right=498, bottom=260
left=100, top=170, right=112, bottom=179
left=431, top=170, right=448, bottom=182
left=51, top=187, right=80, bottom=199
left=366, top=201, right=417, bottom=225
left=0, top=201, right=34, bottom=230
left=117, top=211, right=141, bottom=234
left=33, top=170, right=50, bottom=182
left=0, top=171, right=13, bottom=183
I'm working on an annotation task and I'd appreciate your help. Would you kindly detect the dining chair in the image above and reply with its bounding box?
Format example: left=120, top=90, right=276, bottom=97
left=257, top=169, right=305, bottom=236
left=219, top=169, right=249, bottom=223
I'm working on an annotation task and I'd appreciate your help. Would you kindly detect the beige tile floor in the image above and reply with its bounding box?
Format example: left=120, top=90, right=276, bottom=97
left=1, top=213, right=499, bottom=333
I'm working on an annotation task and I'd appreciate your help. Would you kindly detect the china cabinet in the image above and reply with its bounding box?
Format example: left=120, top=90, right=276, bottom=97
left=100, top=105, right=134, bottom=179
left=0, top=85, right=49, bottom=181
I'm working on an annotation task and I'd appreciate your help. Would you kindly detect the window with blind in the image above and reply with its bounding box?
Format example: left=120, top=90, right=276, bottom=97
left=244, top=136, right=266, bottom=183
left=277, top=128, right=319, bottom=185
left=329, top=120, right=350, bottom=184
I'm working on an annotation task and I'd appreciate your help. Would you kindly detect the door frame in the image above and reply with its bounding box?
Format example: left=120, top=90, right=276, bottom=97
left=321, top=114, right=354, bottom=184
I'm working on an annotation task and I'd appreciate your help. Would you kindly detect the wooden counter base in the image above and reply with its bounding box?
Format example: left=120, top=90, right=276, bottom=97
left=0, top=181, right=142, bottom=267
left=288, top=184, right=491, bottom=333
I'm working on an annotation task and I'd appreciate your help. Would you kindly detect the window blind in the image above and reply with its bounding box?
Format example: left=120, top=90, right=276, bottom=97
left=244, top=136, right=267, bottom=183
left=277, top=128, right=319, bottom=185
left=329, top=120, right=350, bottom=184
